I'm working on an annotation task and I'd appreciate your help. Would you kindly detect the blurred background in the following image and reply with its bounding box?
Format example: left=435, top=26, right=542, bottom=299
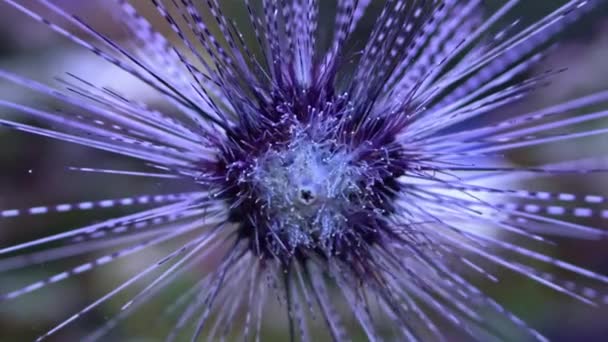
left=0, top=0, right=607, bottom=341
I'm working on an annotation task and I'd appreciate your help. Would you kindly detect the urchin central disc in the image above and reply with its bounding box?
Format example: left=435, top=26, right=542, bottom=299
left=249, top=137, right=359, bottom=249
left=253, top=139, right=353, bottom=211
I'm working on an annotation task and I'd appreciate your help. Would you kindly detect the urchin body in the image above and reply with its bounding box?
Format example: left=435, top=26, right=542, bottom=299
left=217, top=96, right=405, bottom=261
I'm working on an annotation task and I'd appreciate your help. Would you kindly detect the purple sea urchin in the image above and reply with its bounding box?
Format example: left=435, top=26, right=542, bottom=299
left=1, top=0, right=608, bottom=340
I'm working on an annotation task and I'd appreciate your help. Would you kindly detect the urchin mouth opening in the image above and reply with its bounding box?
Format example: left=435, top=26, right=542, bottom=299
left=298, top=187, right=316, bottom=205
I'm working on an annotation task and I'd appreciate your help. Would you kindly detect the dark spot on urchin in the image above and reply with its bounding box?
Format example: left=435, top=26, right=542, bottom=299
left=298, top=188, right=315, bottom=205
left=212, top=96, right=406, bottom=264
